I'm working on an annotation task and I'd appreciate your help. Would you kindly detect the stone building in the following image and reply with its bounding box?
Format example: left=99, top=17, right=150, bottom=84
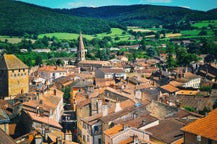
left=0, top=54, right=29, bottom=99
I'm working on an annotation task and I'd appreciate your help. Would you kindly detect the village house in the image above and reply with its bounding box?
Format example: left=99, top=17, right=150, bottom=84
left=104, top=124, right=151, bottom=144
left=95, top=68, right=126, bottom=79
left=197, top=63, right=217, bottom=82
left=38, top=65, right=67, bottom=84
left=23, top=88, right=64, bottom=122
left=181, top=108, right=217, bottom=144
left=78, top=60, right=111, bottom=71
left=0, top=54, right=29, bottom=99
left=99, top=101, right=150, bottom=144
left=80, top=99, right=136, bottom=144
left=146, top=119, right=186, bottom=144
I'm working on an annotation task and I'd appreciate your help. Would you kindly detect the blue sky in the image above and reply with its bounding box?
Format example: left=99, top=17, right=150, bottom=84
left=18, top=0, right=217, bottom=11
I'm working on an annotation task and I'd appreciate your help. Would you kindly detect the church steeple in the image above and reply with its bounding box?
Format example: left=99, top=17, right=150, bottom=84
left=76, top=32, right=86, bottom=64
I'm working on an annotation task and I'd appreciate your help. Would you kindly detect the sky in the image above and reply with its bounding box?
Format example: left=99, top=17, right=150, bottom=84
left=17, top=0, right=217, bottom=11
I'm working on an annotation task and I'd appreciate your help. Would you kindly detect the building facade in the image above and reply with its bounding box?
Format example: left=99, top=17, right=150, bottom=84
left=0, top=54, right=29, bottom=99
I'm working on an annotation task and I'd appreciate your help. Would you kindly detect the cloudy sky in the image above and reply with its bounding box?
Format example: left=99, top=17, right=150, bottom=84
left=18, top=0, right=217, bottom=11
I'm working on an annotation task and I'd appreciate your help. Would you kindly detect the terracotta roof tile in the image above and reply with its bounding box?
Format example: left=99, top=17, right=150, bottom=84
left=181, top=109, right=217, bottom=141
left=27, top=111, right=62, bottom=129
left=104, top=124, right=123, bottom=137
left=160, top=84, right=180, bottom=93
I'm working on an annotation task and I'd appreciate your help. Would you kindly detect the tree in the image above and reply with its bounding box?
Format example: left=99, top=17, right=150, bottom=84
left=35, top=55, right=43, bottom=65
left=176, top=47, right=199, bottom=66
left=56, top=59, right=65, bottom=66
left=166, top=45, right=176, bottom=70
left=146, top=47, right=156, bottom=57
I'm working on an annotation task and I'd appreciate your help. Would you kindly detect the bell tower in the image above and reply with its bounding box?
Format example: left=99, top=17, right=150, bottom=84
left=76, top=32, right=85, bottom=64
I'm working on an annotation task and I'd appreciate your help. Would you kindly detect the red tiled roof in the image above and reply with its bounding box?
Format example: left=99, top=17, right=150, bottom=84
left=181, top=109, right=217, bottom=141
left=160, top=84, right=180, bottom=93
left=27, top=111, right=62, bottom=129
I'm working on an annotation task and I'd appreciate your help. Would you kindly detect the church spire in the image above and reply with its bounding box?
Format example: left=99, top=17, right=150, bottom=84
left=79, top=32, right=85, bottom=51
left=75, top=32, right=86, bottom=65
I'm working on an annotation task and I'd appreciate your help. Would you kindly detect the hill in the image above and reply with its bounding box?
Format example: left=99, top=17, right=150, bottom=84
left=58, top=5, right=217, bottom=27
left=0, top=0, right=112, bottom=36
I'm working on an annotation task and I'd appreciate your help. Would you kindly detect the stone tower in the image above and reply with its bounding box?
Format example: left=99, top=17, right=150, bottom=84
left=76, top=32, right=86, bottom=64
left=0, top=54, right=29, bottom=99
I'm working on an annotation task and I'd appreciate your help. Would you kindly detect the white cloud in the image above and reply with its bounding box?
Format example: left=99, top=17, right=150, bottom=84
left=180, top=6, right=190, bottom=9
left=142, top=0, right=172, bottom=3
left=66, top=2, right=84, bottom=8
left=65, top=2, right=97, bottom=8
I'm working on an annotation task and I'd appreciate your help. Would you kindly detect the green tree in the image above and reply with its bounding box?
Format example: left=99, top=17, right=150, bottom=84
left=56, top=59, right=65, bottom=66
left=166, top=45, right=176, bottom=70
left=35, top=55, right=43, bottom=65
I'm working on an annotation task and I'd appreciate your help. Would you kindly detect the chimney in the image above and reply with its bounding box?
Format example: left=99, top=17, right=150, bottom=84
left=102, top=103, right=108, bottom=117
left=97, top=99, right=102, bottom=113
left=115, top=101, right=122, bottom=113
left=54, top=89, right=57, bottom=96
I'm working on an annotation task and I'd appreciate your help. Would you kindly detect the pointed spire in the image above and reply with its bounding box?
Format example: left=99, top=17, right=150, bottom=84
left=76, top=32, right=86, bottom=64
left=79, top=32, right=85, bottom=50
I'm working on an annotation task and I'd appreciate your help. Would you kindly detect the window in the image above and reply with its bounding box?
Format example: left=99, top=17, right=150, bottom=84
left=83, top=135, right=86, bottom=142
left=98, top=138, right=101, bottom=144
left=87, top=135, right=89, bottom=142
left=83, top=123, right=86, bottom=129
left=208, top=139, right=212, bottom=144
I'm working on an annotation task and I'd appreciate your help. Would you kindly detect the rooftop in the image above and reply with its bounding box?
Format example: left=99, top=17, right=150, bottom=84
left=181, top=109, right=217, bottom=141
left=146, top=119, right=184, bottom=143
left=0, top=54, right=28, bottom=70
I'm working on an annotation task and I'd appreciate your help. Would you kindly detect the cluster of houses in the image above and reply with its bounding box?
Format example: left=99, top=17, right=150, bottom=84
left=1, top=33, right=217, bottom=144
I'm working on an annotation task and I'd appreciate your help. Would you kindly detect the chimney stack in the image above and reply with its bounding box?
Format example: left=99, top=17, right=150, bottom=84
left=54, top=89, right=57, bottom=96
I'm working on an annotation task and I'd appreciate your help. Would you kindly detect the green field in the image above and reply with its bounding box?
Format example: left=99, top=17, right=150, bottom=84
left=38, top=28, right=132, bottom=41
left=38, top=33, right=94, bottom=40
left=0, top=36, right=22, bottom=43
left=192, top=20, right=217, bottom=29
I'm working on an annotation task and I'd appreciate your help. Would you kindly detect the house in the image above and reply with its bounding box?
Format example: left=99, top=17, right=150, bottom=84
left=95, top=68, right=126, bottom=79
left=75, top=89, right=105, bottom=143
left=32, top=49, right=51, bottom=53
left=0, top=54, right=29, bottom=99
left=198, top=64, right=217, bottom=82
left=160, top=84, right=180, bottom=95
left=78, top=60, right=111, bottom=71
left=146, top=101, right=178, bottom=120
left=104, top=124, right=150, bottom=144
left=23, top=110, right=62, bottom=132
left=174, top=72, right=201, bottom=89
left=0, top=109, right=10, bottom=134
left=181, top=109, right=217, bottom=144
left=100, top=102, right=150, bottom=144
left=146, top=119, right=185, bottom=144
left=80, top=99, right=136, bottom=144
left=38, top=66, right=67, bottom=84
left=23, top=88, right=64, bottom=122
left=0, top=128, right=16, bottom=144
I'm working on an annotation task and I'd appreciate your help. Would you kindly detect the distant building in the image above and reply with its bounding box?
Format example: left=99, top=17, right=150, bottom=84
left=0, top=54, right=29, bottom=99
left=38, top=66, right=67, bottom=84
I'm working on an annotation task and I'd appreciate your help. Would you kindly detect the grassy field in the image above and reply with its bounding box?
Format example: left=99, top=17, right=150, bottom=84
left=0, top=36, right=22, bottom=43
left=192, top=20, right=217, bottom=29
left=38, top=33, right=94, bottom=40
left=181, top=30, right=201, bottom=36
left=38, top=28, right=131, bottom=41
